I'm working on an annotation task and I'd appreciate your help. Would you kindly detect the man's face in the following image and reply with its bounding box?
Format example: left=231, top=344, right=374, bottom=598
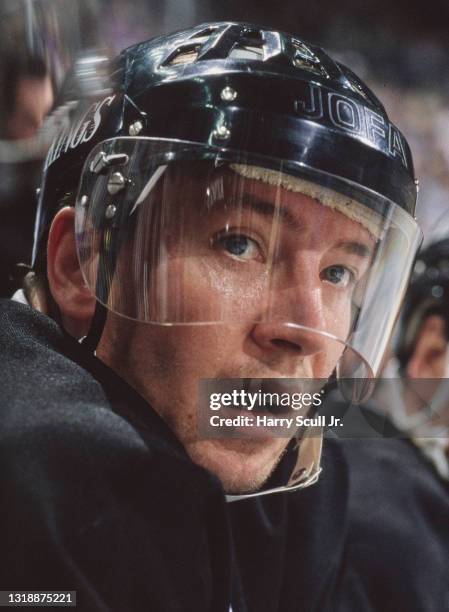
left=96, top=166, right=375, bottom=493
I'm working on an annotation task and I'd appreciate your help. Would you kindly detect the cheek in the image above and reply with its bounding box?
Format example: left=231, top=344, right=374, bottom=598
left=141, top=324, right=246, bottom=382
left=101, top=318, right=247, bottom=428
left=322, top=290, right=354, bottom=338
left=162, top=255, right=266, bottom=323
left=306, top=336, right=346, bottom=380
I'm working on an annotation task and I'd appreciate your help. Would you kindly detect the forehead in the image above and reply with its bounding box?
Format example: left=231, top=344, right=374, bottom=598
left=162, top=161, right=377, bottom=245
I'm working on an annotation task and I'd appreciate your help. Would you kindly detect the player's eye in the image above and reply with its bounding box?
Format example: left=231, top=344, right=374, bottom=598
left=212, top=232, right=264, bottom=262
left=321, top=265, right=355, bottom=287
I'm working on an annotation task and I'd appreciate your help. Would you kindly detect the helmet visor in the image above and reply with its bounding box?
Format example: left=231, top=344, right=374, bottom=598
left=75, top=137, right=421, bottom=389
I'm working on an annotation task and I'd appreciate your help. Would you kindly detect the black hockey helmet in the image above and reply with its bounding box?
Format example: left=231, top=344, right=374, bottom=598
left=33, top=21, right=419, bottom=267
left=32, top=22, right=422, bottom=401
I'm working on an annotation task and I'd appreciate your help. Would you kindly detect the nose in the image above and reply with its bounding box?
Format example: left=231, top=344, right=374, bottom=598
left=251, top=260, right=328, bottom=358
left=251, top=317, right=328, bottom=358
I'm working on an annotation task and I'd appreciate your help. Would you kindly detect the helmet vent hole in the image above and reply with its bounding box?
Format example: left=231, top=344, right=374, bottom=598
left=164, top=44, right=201, bottom=66
left=291, top=40, right=319, bottom=63
left=293, top=56, right=328, bottom=77
left=242, top=29, right=264, bottom=43
left=229, top=44, right=264, bottom=61
left=193, top=26, right=219, bottom=39
left=291, top=40, right=328, bottom=77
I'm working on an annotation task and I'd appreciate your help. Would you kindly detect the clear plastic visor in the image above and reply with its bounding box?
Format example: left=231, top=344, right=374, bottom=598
left=75, top=138, right=422, bottom=393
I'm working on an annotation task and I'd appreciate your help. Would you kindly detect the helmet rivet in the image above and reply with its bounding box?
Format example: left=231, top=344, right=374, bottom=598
left=105, top=204, right=117, bottom=220
left=220, top=86, right=237, bottom=102
left=129, top=120, right=144, bottom=136
left=107, top=172, right=126, bottom=195
left=213, top=124, right=231, bottom=140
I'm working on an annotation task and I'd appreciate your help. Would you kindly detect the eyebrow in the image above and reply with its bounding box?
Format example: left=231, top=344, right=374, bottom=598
left=333, top=241, right=372, bottom=258
left=239, top=194, right=305, bottom=232
left=237, top=194, right=374, bottom=258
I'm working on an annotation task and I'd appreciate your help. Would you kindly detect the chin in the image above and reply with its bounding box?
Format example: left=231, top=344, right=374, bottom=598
left=185, top=437, right=288, bottom=494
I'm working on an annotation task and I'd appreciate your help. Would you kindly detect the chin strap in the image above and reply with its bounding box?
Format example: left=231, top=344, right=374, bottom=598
left=80, top=300, right=108, bottom=353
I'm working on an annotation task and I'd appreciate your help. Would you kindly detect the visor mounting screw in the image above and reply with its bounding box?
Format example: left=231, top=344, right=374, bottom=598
left=129, top=120, right=143, bottom=136
left=220, top=86, right=237, bottom=102
left=80, top=195, right=88, bottom=207
left=213, top=124, right=231, bottom=140
left=105, top=204, right=117, bottom=220
left=107, top=172, right=126, bottom=195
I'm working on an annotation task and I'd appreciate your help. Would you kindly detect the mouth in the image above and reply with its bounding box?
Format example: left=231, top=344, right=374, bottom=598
left=199, top=377, right=324, bottom=440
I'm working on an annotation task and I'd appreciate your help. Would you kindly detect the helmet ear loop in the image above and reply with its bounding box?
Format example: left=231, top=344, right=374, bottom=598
left=81, top=299, right=107, bottom=353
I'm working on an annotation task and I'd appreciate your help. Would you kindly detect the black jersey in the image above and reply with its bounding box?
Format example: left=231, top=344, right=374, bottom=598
left=2, top=299, right=446, bottom=611
left=339, top=432, right=449, bottom=612
left=0, top=299, right=351, bottom=611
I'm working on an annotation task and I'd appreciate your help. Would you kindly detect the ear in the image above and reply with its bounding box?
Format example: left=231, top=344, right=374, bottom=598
left=47, top=207, right=96, bottom=336
left=406, top=314, right=448, bottom=379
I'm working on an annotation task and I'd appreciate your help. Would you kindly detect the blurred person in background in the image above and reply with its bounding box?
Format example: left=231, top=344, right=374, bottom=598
left=0, top=50, right=54, bottom=297
left=335, top=237, right=449, bottom=611
left=0, top=51, right=53, bottom=141
left=0, top=0, right=105, bottom=299
left=374, top=236, right=449, bottom=476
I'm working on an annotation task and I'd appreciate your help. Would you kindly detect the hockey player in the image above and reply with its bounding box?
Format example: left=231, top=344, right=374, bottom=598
left=1, top=23, right=424, bottom=610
